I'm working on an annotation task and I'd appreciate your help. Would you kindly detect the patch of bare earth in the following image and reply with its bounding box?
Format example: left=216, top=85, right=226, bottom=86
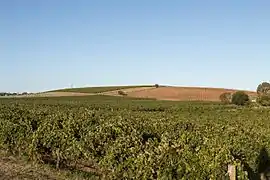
left=127, top=87, right=257, bottom=101
left=0, top=151, right=101, bottom=180
left=0, top=155, right=66, bottom=180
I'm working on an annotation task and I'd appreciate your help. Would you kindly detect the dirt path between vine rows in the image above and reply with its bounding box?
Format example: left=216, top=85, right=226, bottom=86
left=0, top=152, right=99, bottom=180
left=0, top=155, right=65, bottom=180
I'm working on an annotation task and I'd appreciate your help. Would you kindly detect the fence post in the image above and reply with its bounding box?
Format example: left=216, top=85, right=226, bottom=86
left=260, top=173, right=267, bottom=180
left=228, top=164, right=236, bottom=180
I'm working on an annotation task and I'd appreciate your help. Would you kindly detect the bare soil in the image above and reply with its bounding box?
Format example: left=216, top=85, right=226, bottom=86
left=0, top=151, right=99, bottom=180
left=0, top=155, right=66, bottom=180
left=127, top=87, right=257, bottom=101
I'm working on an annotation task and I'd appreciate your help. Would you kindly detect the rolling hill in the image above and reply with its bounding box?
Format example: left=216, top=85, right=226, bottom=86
left=43, top=85, right=257, bottom=102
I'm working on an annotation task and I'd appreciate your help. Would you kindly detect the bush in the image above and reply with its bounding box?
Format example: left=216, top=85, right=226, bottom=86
left=257, top=95, right=270, bottom=106
left=219, top=92, right=232, bottom=104
left=232, top=91, right=249, bottom=106
left=155, top=84, right=159, bottom=88
left=118, top=90, right=127, bottom=96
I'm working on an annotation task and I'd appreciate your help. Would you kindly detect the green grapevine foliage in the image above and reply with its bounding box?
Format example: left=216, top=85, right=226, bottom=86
left=1, top=96, right=270, bottom=179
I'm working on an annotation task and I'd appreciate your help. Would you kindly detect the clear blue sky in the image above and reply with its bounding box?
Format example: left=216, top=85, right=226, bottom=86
left=1, top=0, right=269, bottom=92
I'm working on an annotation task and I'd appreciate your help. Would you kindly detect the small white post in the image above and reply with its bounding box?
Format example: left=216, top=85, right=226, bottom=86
left=228, top=164, right=236, bottom=180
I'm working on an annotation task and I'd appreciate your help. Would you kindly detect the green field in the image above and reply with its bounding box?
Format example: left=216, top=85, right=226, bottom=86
left=49, top=85, right=154, bottom=93
left=1, top=95, right=270, bottom=179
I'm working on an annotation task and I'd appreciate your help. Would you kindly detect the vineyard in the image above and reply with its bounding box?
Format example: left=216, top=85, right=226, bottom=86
left=1, top=95, right=270, bottom=179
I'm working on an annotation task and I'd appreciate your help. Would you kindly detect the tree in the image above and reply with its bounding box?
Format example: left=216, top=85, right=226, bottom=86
left=232, top=91, right=250, bottom=106
left=257, top=82, right=270, bottom=106
left=257, top=82, right=270, bottom=95
left=155, top=84, right=159, bottom=88
left=219, top=92, right=232, bottom=104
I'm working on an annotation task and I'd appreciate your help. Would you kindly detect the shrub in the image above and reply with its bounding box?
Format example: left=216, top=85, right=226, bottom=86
left=232, top=91, right=249, bottom=106
left=118, top=90, right=127, bottom=96
left=155, top=84, right=159, bottom=88
left=219, top=92, right=232, bottom=104
left=257, top=95, right=270, bottom=106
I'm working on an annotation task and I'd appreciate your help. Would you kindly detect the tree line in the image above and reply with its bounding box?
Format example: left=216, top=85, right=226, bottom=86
left=0, top=92, right=30, bottom=96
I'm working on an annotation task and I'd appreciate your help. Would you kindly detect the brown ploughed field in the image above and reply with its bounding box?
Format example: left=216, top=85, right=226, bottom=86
left=127, top=86, right=257, bottom=101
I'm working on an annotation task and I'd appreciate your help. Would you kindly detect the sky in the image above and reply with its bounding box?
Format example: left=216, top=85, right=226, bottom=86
left=1, top=0, right=270, bottom=92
